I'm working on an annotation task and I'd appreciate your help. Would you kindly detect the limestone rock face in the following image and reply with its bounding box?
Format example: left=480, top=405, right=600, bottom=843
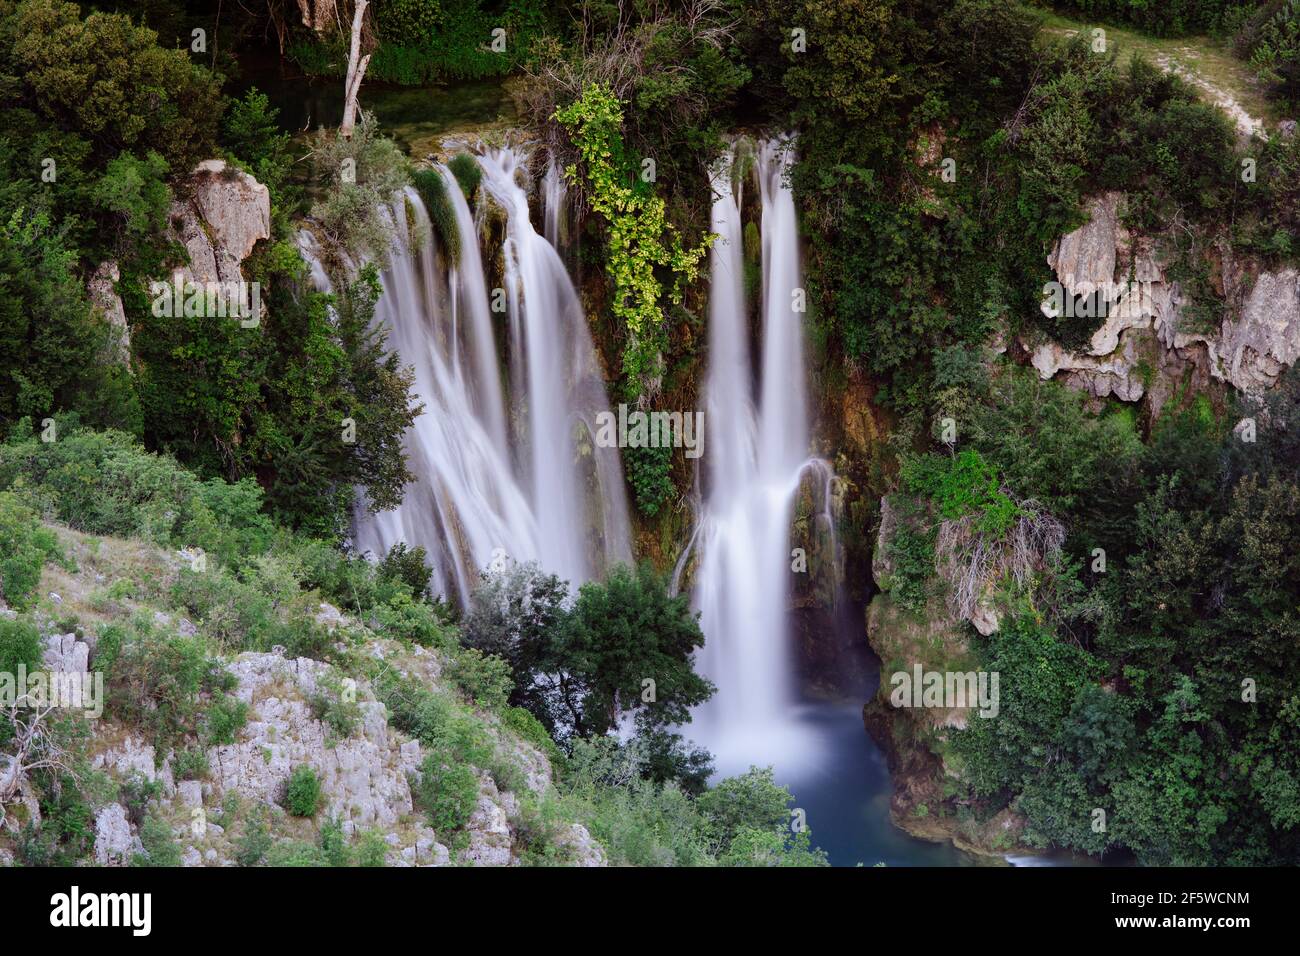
left=1218, top=269, right=1300, bottom=394
left=94, top=803, right=133, bottom=865
left=208, top=653, right=413, bottom=829
left=43, top=633, right=90, bottom=677
left=461, top=793, right=514, bottom=866
left=1026, top=193, right=1300, bottom=405
left=1048, top=191, right=1120, bottom=296
left=76, top=633, right=603, bottom=867
left=167, top=159, right=270, bottom=314
left=93, top=736, right=177, bottom=800
left=555, top=823, right=607, bottom=867
left=872, top=495, right=899, bottom=591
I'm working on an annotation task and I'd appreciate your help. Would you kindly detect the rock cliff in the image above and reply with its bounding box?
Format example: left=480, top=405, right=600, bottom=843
left=1026, top=192, right=1300, bottom=412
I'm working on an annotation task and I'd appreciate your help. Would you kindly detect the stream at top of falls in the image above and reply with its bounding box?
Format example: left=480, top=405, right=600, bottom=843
left=294, top=125, right=1058, bottom=866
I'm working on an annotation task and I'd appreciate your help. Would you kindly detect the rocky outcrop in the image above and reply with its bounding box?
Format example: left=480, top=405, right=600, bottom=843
left=1215, top=269, right=1300, bottom=394
left=167, top=159, right=270, bottom=318
left=208, top=653, right=416, bottom=830
left=87, top=261, right=130, bottom=364
left=43, top=632, right=89, bottom=678
left=94, top=736, right=177, bottom=800
left=861, top=502, right=1030, bottom=860
left=1026, top=192, right=1300, bottom=410
left=93, top=803, right=134, bottom=865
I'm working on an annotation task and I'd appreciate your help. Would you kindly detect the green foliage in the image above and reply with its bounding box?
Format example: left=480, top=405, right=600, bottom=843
left=1056, top=0, right=1261, bottom=36
left=378, top=0, right=445, bottom=45
left=564, top=562, right=714, bottom=735
left=308, top=669, right=362, bottom=740
left=554, top=84, right=713, bottom=395
left=127, top=246, right=419, bottom=536
left=0, top=426, right=283, bottom=564
left=308, top=113, right=411, bottom=264
left=901, top=450, right=1021, bottom=536
left=916, top=364, right=1300, bottom=864
left=296, top=0, right=547, bottom=85
left=0, top=490, right=61, bottom=608
left=22, top=772, right=95, bottom=864
left=1242, top=0, right=1300, bottom=109
left=202, top=694, right=249, bottom=746
left=285, top=765, right=323, bottom=817
left=172, top=746, right=210, bottom=781
left=445, top=645, right=513, bottom=710
left=461, top=560, right=572, bottom=729
left=100, top=615, right=236, bottom=755
left=0, top=211, right=131, bottom=432
left=117, top=771, right=161, bottom=828
left=696, top=766, right=794, bottom=855
left=377, top=542, right=434, bottom=600
left=134, top=812, right=181, bottom=867
left=446, top=152, right=482, bottom=198
left=414, top=751, right=479, bottom=832
left=92, top=151, right=170, bottom=243
left=234, top=812, right=273, bottom=866
left=221, top=89, right=293, bottom=203
left=503, top=705, right=565, bottom=771
left=882, top=498, right=937, bottom=613
left=464, top=560, right=714, bottom=740
left=412, top=167, right=460, bottom=265
left=0, top=615, right=41, bottom=679
left=1, top=0, right=223, bottom=178
left=554, top=735, right=825, bottom=867
left=625, top=442, right=674, bottom=517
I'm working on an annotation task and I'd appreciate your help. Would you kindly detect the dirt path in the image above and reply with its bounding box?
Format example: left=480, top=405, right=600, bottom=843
left=1039, top=10, right=1276, bottom=141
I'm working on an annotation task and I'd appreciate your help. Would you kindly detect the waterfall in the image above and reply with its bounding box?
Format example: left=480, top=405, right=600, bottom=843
left=542, top=156, right=567, bottom=249
left=312, top=145, right=630, bottom=604
left=690, top=137, right=824, bottom=773
left=478, top=147, right=632, bottom=587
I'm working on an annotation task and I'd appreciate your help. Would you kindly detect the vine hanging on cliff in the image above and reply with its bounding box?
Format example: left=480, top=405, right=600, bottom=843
left=554, top=83, right=713, bottom=397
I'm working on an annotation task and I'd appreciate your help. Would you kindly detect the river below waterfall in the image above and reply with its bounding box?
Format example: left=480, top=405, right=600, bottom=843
left=780, top=696, right=972, bottom=867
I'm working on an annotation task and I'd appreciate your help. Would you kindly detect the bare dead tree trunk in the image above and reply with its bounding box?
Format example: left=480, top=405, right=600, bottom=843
left=0, top=702, right=80, bottom=836
left=340, top=0, right=371, bottom=140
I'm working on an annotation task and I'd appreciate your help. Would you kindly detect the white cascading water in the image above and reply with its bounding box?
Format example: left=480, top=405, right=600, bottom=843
left=478, top=147, right=632, bottom=587
left=309, top=146, right=630, bottom=604
left=690, top=138, right=822, bottom=774
left=345, top=186, right=539, bottom=606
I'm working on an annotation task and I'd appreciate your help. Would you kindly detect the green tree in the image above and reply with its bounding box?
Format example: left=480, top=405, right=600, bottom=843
left=561, top=562, right=714, bottom=736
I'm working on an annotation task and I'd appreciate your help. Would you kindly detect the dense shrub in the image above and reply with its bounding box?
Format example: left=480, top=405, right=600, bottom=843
left=285, top=765, right=323, bottom=817
left=99, top=616, right=236, bottom=755
left=0, top=491, right=62, bottom=609
left=296, top=0, right=549, bottom=85
left=134, top=812, right=182, bottom=867
left=414, top=752, right=479, bottom=832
